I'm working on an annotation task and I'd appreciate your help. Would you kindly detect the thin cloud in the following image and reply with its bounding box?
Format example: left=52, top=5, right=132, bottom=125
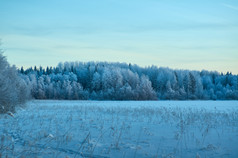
left=222, top=3, right=238, bottom=11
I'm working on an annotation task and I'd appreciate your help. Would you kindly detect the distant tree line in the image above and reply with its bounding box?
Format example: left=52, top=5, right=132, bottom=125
left=0, top=53, right=30, bottom=113
left=19, top=62, right=238, bottom=100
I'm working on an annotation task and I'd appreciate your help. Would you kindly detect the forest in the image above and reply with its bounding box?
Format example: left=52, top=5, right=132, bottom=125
left=1, top=51, right=238, bottom=113
left=19, top=61, right=238, bottom=101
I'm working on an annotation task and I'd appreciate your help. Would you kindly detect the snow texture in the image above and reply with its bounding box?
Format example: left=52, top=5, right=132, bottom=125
left=0, top=100, right=238, bottom=157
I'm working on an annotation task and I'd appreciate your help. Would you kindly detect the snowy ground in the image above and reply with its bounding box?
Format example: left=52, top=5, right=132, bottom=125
left=0, top=100, right=238, bottom=158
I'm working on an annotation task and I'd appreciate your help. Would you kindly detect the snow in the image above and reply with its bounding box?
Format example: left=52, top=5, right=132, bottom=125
left=1, top=100, right=238, bottom=157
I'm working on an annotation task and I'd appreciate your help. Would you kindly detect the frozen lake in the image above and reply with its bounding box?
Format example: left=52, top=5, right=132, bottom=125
left=1, top=100, right=238, bottom=157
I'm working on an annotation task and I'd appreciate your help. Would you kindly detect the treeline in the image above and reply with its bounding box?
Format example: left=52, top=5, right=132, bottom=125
left=0, top=53, right=30, bottom=113
left=19, top=62, right=238, bottom=100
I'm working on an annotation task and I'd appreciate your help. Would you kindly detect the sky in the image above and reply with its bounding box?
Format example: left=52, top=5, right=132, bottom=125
left=0, top=0, right=238, bottom=74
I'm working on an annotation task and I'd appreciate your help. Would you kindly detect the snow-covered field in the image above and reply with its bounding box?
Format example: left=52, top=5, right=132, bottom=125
left=1, top=100, right=238, bottom=158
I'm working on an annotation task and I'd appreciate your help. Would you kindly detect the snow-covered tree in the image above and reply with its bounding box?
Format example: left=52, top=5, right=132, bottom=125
left=19, top=61, right=238, bottom=100
left=0, top=52, right=30, bottom=113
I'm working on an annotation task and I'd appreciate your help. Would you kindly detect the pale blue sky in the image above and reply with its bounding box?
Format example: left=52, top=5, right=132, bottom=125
left=0, top=0, right=238, bottom=74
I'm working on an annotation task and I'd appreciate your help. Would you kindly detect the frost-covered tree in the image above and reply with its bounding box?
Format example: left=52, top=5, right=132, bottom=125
left=19, top=61, right=238, bottom=100
left=136, top=75, right=157, bottom=100
left=0, top=52, right=30, bottom=113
